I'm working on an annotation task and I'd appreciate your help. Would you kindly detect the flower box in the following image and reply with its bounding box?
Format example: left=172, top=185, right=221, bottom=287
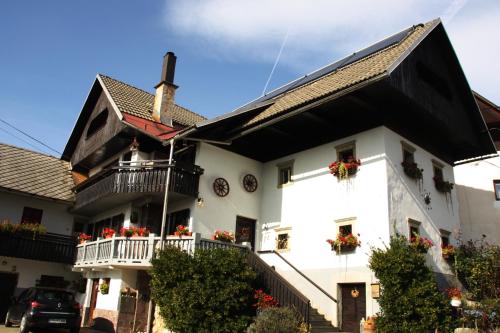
left=78, top=233, right=92, bottom=244
left=328, top=158, right=361, bottom=179
left=401, top=161, right=423, bottom=180
left=409, top=235, right=433, bottom=253
left=442, top=244, right=455, bottom=261
left=327, top=233, right=361, bottom=254
left=433, top=177, right=454, bottom=193
left=120, top=227, right=150, bottom=238
left=173, top=225, right=191, bottom=237
left=212, top=230, right=235, bottom=243
left=101, top=228, right=115, bottom=239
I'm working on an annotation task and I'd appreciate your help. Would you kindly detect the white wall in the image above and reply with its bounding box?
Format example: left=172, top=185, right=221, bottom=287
left=0, top=256, right=79, bottom=294
left=0, top=190, right=74, bottom=235
left=191, top=142, right=263, bottom=238
left=454, top=154, right=500, bottom=244
left=384, top=128, right=459, bottom=275
left=257, top=127, right=389, bottom=324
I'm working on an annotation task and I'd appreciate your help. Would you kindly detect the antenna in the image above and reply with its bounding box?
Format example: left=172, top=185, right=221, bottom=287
left=262, top=28, right=290, bottom=96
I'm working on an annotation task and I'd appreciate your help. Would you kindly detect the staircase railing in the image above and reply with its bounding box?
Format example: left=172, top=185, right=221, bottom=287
left=247, top=250, right=311, bottom=324
left=258, top=250, right=338, bottom=304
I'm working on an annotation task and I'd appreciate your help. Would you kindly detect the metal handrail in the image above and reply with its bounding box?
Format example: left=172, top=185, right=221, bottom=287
left=258, top=250, right=338, bottom=303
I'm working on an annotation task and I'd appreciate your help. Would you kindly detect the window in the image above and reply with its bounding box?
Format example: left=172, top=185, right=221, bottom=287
left=86, top=109, right=108, bottom=139
left=275, top=227, right=291, bottom=252
left=277, top=160, right=294, bottom=187
left=336, top=141, right=356, bottom=162
left=335, top=217, right=356, bottom=236
left=339, top=224, right=353, bottom=236
left=494, top=180, right=500, bottom=201
left=21, top=207, right=43, bottom=224
left=440, top=229, right=451, bottom=247
left=401, top=141, right=416, bottom=164
left=408, top=219, right=421, bottom=239
left=432, top=161, right=444, bottom=180
left=88, top=214, right=124, bottom=240
left=166, top=209, right=190, bottom=235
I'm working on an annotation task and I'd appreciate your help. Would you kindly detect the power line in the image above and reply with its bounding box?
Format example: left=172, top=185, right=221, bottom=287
left=0, top=117, right=61, bottom=155
left=0, top=125, right=53, bottom=155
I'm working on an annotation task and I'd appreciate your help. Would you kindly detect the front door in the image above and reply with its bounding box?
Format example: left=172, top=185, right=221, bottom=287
left=0, top=272, right=18, bottom=321
left=339, top=283, right=366, bottom=333
left=88, top=279, right=99, bottom=325
left=235, top=216, right=256, bottom=250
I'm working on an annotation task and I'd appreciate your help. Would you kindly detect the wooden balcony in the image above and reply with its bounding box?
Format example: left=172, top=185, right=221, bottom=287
left=0, top=232, right=77, bottom=264
left=74, top=233, right=247, bottom=269
left=73, top=161, right=204, bottom=214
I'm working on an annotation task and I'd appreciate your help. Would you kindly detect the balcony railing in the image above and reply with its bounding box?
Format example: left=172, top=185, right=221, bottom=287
left=74, top=233, right=247, bottom=268
left=74, top=160, right=204, bottom=211
left=0, top=232, right=77, bottom=264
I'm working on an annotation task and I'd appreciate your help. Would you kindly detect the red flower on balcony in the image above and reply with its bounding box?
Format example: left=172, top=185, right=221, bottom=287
left=173, top=225, right=192, bottom=237
left=327, top=233, right=361, bottom=254
left=328, top=157, right=361, bottom=180
left=101, top=228, right=115, bottom=239
left=78, top=233, right=92, bottom=244
left=212, top=230, right=234, bottom=243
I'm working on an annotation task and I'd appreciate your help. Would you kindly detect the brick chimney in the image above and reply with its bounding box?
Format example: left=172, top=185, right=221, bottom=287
left=153, top=52, right=178, bottom=126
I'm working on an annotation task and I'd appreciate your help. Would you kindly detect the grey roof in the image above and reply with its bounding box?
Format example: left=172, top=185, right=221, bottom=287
left=0, top=144, right=74, bottom=202
left=98, top=74, right=206, bottom=126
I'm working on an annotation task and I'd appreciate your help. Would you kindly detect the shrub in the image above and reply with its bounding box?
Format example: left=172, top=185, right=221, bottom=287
left=369, top=235, right=452, bottom=332
left=247, top=307, right=308, bottom=333
left=150, top=246, right=256, bottom=333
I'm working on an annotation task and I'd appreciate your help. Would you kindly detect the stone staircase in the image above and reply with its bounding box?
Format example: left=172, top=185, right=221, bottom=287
left=309, top=307, right=340, bottom=333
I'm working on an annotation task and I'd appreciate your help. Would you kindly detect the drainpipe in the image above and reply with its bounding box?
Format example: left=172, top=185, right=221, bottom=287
left=147, top=138, right=175, bottom=333
left=159, top=138, right=175, bottom=250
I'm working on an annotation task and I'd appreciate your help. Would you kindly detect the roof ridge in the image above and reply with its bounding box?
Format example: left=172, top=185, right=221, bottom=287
left=0, top=142, right=64, bottom=161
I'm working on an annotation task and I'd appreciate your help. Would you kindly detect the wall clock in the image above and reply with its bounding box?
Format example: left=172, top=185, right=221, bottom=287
left=213, top=178, right=230, bottom=197
left=243, top=174, right=258, bottom=193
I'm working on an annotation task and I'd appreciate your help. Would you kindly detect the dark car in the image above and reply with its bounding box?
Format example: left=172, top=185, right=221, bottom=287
left=4, top=287, right=81, bottom=333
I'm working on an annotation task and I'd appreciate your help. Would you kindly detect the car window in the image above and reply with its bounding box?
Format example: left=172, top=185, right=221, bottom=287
left=17, top=288, right=32, bottom=302
left=35, top=290, right=74, bottom=302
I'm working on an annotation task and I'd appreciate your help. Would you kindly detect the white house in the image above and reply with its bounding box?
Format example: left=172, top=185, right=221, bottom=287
left=62, top=19, right=496, bottom=333
left=0, top=143, right=81, bottom=322
left=454, top=92, right=500, bottom=244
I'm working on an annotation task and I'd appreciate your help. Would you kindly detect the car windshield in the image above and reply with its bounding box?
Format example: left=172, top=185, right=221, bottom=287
left=35, top=290, right=74, bottom=302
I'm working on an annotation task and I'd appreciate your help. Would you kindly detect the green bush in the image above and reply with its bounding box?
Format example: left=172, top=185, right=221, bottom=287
left=150, top=246, right=256, bottom=333
left=247, top=307, right=307, bottom=333
left=369, top=235, right=452, bottom=332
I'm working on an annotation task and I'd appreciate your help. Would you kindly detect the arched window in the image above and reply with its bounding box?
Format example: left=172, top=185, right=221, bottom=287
left=86, top=109, right=108, bottom=139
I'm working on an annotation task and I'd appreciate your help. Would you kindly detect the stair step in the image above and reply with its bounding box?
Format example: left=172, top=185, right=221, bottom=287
left=308, top=306, right=339, bottom=333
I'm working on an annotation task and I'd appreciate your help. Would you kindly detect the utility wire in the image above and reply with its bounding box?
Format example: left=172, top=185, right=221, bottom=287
left=0, top=117, right=61, bottom=155
left=0, top=125, right=53, bottom=155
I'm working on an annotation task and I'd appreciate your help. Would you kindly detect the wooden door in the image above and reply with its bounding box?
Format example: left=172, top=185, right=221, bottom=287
left=88, top=279, right=99, bottom=324
left=0, top=272, right=18, bottom=321
left=340, top=283, right=366, bottom=333
left=235, top=216, right=256, bottom=250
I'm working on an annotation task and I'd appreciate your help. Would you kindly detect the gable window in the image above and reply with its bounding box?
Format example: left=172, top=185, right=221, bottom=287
left=86, top=109, right=108, bottom=139
left=408, top=218, right=421, bottom=239
left=336, top=141, right=356, bottom=162
left=277, top=160, right=294, bottom=187
left=494, top=180, right=500, bottom=201
left=21, top=207, right=43, bottom=224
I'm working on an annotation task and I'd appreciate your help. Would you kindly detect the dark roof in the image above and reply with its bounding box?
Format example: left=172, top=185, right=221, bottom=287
left=197, top=20, right=438, bottom=129
left=0, top=143, right=74, bottom=202
left=98, top=74, right=206, bottom=126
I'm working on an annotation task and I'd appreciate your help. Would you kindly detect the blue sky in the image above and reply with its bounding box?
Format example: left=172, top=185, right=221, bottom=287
left=1, top=0, right=499, bottom=156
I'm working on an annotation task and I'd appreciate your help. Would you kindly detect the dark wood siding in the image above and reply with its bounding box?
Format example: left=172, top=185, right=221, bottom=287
left=71, top=91, right=125, bottom=168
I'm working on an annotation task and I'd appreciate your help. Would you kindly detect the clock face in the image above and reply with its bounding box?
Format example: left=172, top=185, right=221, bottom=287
left=213, top=177, right=230, bottom=197
left=243, top=174, right=258, bottom=193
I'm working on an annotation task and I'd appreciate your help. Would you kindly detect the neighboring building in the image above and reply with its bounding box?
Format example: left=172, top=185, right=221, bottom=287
left=64, top=19, right=495, bottom=333
left=454, top=93, right=500, bottom=244
left=0, top=143, right=80, bottom=322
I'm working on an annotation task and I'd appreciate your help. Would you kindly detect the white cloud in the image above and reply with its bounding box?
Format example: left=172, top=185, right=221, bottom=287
left=165, top=0, right=500, bottom=101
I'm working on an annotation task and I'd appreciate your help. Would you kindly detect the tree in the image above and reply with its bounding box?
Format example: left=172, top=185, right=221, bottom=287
left=150, top=246, right=256, bottom=333
left=369, top=235, right=452, bottom=332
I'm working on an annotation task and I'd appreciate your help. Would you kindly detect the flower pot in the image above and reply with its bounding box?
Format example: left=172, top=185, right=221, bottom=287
left=333, top=244, right=357, bottom=254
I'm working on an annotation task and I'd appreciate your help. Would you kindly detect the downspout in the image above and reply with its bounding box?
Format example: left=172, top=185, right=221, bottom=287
left=146, top=138, right=175, bottom=333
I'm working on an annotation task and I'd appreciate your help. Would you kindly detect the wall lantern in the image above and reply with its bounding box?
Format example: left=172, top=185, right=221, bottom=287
left=371, top=283, right=380, bottom=299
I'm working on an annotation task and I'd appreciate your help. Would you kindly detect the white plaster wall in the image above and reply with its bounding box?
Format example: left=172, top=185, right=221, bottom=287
left=191, top=142, right=263, bottom=238
left=0, top=256, right=79, bottom=294
left=0, top=191, right=74, bottom=235
left=258, top=127, right=390, bottom=324
left=454, top=154, right=500, bottom=244
left=384, top=128, right=459, bottom=274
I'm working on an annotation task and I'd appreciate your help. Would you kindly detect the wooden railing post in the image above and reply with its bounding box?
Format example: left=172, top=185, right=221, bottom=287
left=192, top=232, right=201, bottom=255
left=110, top=234, right=116, bottom=262
left=82, top=243, right=87, bottom=262
left=95, top=237, right=101, bottom=262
